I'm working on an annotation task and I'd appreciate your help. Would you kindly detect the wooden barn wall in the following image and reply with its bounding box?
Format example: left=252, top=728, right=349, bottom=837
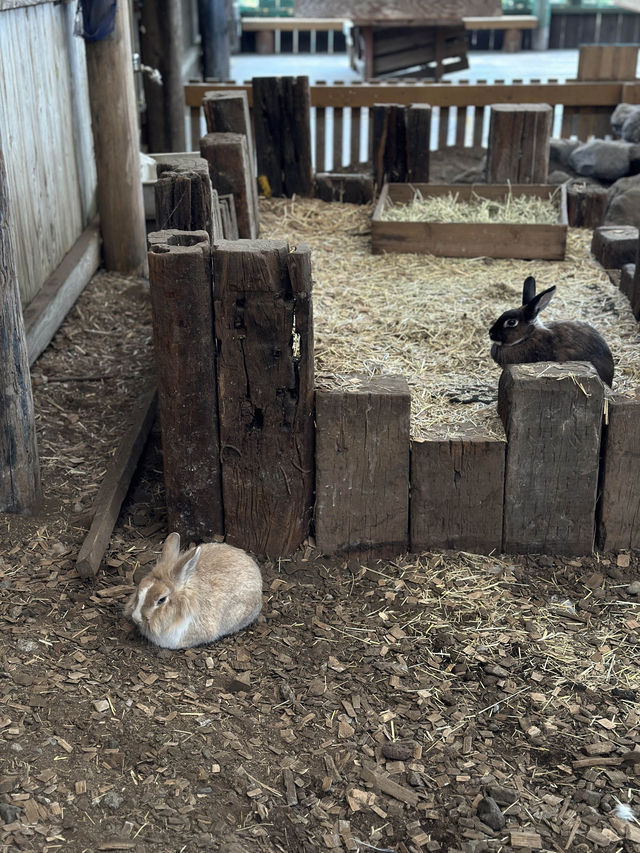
left=0, top=1, right=97, bottom=305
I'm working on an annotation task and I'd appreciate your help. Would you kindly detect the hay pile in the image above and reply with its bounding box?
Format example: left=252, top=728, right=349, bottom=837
left=380, top=187, right=560, bottom=225
left=260, top=197, right=640, bottom=440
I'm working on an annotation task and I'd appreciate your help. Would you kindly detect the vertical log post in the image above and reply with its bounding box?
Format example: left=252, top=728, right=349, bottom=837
left=315, top=376, right=410, bottom=556
left=486, top=103, right=553, bottom=184
left=85, top=0, right=147, bottom=274
left=147, top=230, right=224, bottom=541
left=155, top=159, right=214, bottom=236
left=410, top=428, right=505, bottom=554
left=252, top=76, right=313, bottom=198
left=213, top=240, right=314, bottom=558
left=598, top=396, right=640, bottom=551
left=498, top=362, right=604, bottom=555
left=0, top=147, right=41, bottom=513
left=200, top=133, right=259, bottom=238
left=198, top=0, right=231, bottom=80
left=405, top=104, right=432, bottom=183
left=372, top=104, right=431, bottom=191
left=139, top=0, right=186, bottom=152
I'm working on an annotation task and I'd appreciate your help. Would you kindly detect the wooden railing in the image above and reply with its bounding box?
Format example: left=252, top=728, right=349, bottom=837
left=185, top=80, right=640, bottom=172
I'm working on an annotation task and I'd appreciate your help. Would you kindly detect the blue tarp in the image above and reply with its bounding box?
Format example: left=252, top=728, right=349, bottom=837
left=75, top=0, right=117, bottom=42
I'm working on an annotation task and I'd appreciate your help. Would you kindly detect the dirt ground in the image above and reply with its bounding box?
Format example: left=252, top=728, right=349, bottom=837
left=2, top=187, right=640, bottom=853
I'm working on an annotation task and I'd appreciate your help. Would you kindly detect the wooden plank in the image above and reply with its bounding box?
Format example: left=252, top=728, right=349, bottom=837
left=316, top=106, right=327, bottom=172
left=24, top=222, right=101, bottom=366
left=200, top=132, right=258, bottom=238
left=591, top=226, right=639, bottom=270
left=486, top=103, right=553, bottom=184
left=147, top=230, right=224, bottom=542
left=372, top=104, right=407, bottom=190
left=405, top=105, right=431, bottom=181
left=295, top=0, right=501, bottom=20
left=213, top=240, right=314, bottom=558
left=350, top=106, right=362, bottom=166
left=0, top=145, right=41, bottom=513
left=410, top=429, right=505, bottom=553
left=438, top=106, right=450, bottom=148
left=578, top=44, right=639, bottom=81
left=202, top=90, right=256, bottom=191
left=566, top=181, right=608, bottom=228
left=315, top=375, right=410, bottom=556
left=75, top=389, right=158, bottom=578
left=498, top=362, right=604, bottom=555
left=598, top=396, right=640, bottom=551
left=154, top=164, right=214, bottom=236
left=472, top=104, right=485, bottom=147
left=252, top=76, right=313, bottom=197
left=242, top=16, right=346, bottom=30
left=333, top=106, right=344, bottom=170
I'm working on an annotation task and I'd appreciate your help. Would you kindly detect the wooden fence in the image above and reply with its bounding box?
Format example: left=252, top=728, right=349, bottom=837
left=185, top=79, right=640, bottom=172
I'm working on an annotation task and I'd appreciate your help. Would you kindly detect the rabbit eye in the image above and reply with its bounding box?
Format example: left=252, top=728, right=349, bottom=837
left=504, top=318, right=519, bottom=328
left=156, top=596, right=167, bottom=606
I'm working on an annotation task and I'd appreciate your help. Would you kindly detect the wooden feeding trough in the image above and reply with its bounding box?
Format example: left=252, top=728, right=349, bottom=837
left=371, top=183, right=568, bottom=259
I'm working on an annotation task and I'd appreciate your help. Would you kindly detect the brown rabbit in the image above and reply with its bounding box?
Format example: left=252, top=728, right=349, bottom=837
left=489, top=276, right=614, bottom=387
left=124, top=533, right=262, bottom=649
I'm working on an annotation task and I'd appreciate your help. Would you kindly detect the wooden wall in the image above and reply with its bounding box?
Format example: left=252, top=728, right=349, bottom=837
left=0, top=1, right=97, bottom=305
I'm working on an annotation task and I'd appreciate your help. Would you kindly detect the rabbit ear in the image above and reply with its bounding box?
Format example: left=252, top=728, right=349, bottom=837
left=522, top=276, right=536, bottom=305
left=172, top=546, right=201, bottom=588
left=161, top=532, right=181, bottom=563
left=523, top=285, right=555, bottom=320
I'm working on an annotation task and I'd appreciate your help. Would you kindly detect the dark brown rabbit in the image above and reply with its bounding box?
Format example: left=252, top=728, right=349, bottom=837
left=489, top=276, right=614, bottom=386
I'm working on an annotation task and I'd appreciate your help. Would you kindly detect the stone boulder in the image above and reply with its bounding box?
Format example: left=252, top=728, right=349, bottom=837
left=603, top=174, right=640, bottom=229
left=549, top=137, right=581, bottom=168
left=569, top=139, right=632, bottom=182
left=611, top=103, right=640, bottom=138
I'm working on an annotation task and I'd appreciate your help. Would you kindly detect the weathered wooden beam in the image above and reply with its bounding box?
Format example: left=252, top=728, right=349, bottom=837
left=598, top=396, right=640, bottom=551
left=486, top=103, right=553, bottom=184
left=213, top=240, right=315, bottom=558
left=76, top=388, right=158, bottom=578
left=410, top=428, right=505, bottom=554
left=85, top=0, right=147, bottom=274
left=147, top=230, right=224, bottom=541
left=314, top=173, right=374, bottom=204
left=566, top=181, right=608, bottom=229
left=591, top=225, right=639, bottom=270
left=200, top=132, right=259, bottom=239
left=154, top=162, right=214, bottom=236
left=0, top=145, right=41, bottom=513
left=315, top=375, right=410, bottom=556
left=499, top=362, right=604, bottom=555
left=23, top=222, right=101, bottom=366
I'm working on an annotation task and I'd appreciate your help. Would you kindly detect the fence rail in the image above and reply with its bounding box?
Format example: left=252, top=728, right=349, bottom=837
left=185, top=80, right=640, bottom=172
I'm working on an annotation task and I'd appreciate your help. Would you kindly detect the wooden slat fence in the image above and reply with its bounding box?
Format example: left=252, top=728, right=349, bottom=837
left=185, top=79, right=640, bottom=172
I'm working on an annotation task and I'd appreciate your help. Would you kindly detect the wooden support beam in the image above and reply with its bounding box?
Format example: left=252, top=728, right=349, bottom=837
left=199, top=0, right=231, bottom=81
left=23, top=222, right=101, bottom=366
left=154, top=162, right=214, bottom=236
left=598, top=396, right=640, bottom=551
left=200, top=132, right=259, bottom=239
left=85, top=0, right=147, bottom=274
left=591, top=225, right=639, bottom=270
left=0, top=145, right=41, bottom=513
left=499, top=362, right=604, bottom=555
left=147, top=230, right=224, bottom=541
left=213, top=240, right=315, bottom=558
left=252, top=76, right=313, bottom=198
left=566, top=181, right=608, bottom=229
left=486, top=103, right=553, bottom=184
left=578, top=45, right=639, bottom=82
left=315, top=375, right=410, bottom=556
left=76, top=388, right=158, bottom=578
left=410, top=429, right=505, bottom=554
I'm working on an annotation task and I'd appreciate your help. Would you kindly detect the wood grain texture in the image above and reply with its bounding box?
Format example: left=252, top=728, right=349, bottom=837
left=597, top=396, right=640, bottom=551
left=147, top=230, right=224, bottom=541
left=566, top=182, right=607, bottom=228
left=155, top=163, right=214, bottom=237
left=410, top=430, right=505, bottom=553
left=213, top=240, right=314, bottom=558
left=295, top=0, right=501, bottom=20
left=76, top=389, right=158, bottom=578
left=578, top=45, right=639, bottom=81
left=486, top=103, right=553, bottom=184
left=315, top=375, right=410, bottom=556
left=591, top=226, right=639, bottom=270
left=0, top=146, right=41, bottom=513
left=498, top=362, right=604, bottom=555
left=252, top=76, right=313, bottom=198
left=200, top=132, right=258, bottom=239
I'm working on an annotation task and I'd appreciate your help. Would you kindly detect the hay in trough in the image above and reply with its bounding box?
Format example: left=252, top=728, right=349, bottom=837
left=380, top=186, right=561, bottom=225
left=259, top=197, right=640, bottom=440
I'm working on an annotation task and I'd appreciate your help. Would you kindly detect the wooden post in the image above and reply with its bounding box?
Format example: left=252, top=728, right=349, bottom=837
left=147, top=230, right=224, bottom=541
left=591, top=226, right=639, bottom=270
left=154, top=160, right=214, bottom=235
left=410, top=429, right=505, bottom=554
left=85, top=0, right=147, bottom=274
left=212, top=240, right=314, bottom=558
left=252, top=76, right=313, bottom=197
left=499, top=362, right=604, bottom=555
left=597, top=396, right=640, bottom=551
left=405, top=104, right=431, bottom=183
left=0, top=146, right=41, bottom=514
left=198, top=0, right=231, bottom=81
left=631, top=237, right=640, bottom=320
left=139, top=0, right=187, bottom=152
left=486, top=103, right=553, bottom=184
left=578, top=45, right=639, bottom=81
left=372, top=104, right=430, bottom=191
left=315, top=376, right=410, bottom=556
left=200, top=133, right=259, bottom=239
left=566, top=182, right=608, bottom=228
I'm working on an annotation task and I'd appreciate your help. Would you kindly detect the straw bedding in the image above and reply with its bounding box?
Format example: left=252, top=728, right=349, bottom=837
left=260, top=197, right=640, bottom=440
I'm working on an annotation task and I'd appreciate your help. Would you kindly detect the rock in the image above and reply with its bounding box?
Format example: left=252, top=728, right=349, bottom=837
left=477, top=796, right=506, bottom=831
left=604, top=175, right=640, bottom=229
left=629, top=144, right=640, bottom=175
left=488, top=785, right=518, bottom=806
left=550, top=137, right=581, bottom=168
left=628, top=581, right=640, bottom=595
left=548, top=169, right=573, bottom=185
left=102, top=790, right=123, bottom=810
left=0, top=803, right=21, bottom=824
left=622, top=110, right=640, bottom=144
left=611, top=103, right=640, bottom=139
left=570, top=140, right=632, bottom=182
